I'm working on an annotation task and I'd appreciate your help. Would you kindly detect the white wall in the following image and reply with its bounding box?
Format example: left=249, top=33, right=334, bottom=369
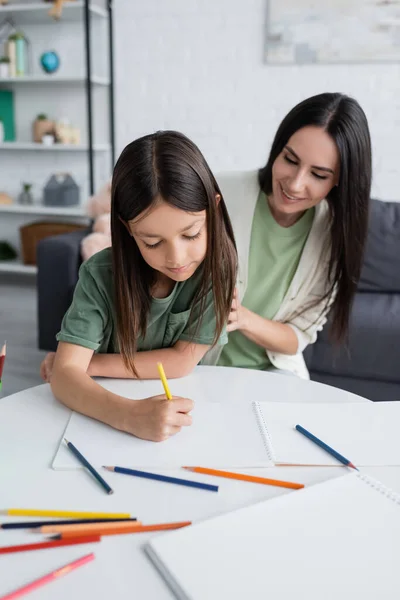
left=114, top=0, right=400, bottom=201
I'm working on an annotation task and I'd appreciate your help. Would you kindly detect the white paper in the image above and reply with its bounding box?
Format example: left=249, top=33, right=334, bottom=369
left=52, top=400, right=272, bottom=470
left=146, top=473, right=400, bottom=600
left=255, top=401, right=400, bottom=466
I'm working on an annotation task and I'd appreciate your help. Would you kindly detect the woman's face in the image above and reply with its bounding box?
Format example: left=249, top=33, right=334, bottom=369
left=270, top=126, right=340, bottom=223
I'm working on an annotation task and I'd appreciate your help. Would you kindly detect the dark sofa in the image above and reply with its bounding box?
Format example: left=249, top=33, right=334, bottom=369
left=37, top=200, right=400, bottom=401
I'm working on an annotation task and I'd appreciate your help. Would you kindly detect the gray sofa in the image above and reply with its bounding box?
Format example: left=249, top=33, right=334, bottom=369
left=37, top=199, right=400, bottom=401
left=304, top=199, right=400, bottom=401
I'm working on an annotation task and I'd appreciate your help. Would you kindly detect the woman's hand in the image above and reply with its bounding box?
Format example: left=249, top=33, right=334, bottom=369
left=227, top=288, right=250, bottom=333
left=40, top=352, right=56, bottom=382
left=121, top=395, right=194, bottom=442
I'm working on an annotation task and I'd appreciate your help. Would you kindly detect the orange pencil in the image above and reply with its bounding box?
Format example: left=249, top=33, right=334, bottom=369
left=183, top=467, right=304, bottom=490
left=39, top=520, right=142, bottom=534
left=54, top=521, right=191, bottom=539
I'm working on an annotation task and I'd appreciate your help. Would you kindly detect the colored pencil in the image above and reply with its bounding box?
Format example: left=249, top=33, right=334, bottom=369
left=103, top=465, right=219, bottom=492
left=0, top=518, right=137, bottom=530
left=39, top=520, right=142, bottom=534
left=0, top=553, right=94, bottom=600
left=157, top=362, right=172, bottom=400
left=183, top=467, right=304, bottom=490
left=0, top=342, right=6, bottom=392
left=53, top=521, right=191, bottom=539
left=64, top=438, right=114, bottom=495
left=2, top=509, right=130, bottom=519
left=295, top=424, right=358, bottom=470
left=0, top=535, right=100, bottom=555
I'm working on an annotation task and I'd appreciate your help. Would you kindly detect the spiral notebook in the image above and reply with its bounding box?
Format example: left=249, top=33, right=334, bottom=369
left=253, top=400, right=400, bottom=466
left=146, top=472, right=400, bottom=600
left=53, top=398, right=400, bottom=469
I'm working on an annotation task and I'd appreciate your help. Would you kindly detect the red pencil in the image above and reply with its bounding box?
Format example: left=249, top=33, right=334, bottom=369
left=0, top=535, right=100, bottom=555
left=0, top=342, right=6, bottom=391
left=0, top=553, right=95, bottom=600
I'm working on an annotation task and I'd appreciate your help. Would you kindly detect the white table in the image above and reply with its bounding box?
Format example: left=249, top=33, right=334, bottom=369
left=1, top=366, right=399, bottom=599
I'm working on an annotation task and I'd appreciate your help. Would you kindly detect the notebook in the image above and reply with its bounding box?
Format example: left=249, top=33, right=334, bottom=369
left=254, top=400, right=400, bottom=466
left=53, top=395, right=400, bottom=469
left=145, top=472, right=400, bottom=600
left=52, top=399, right=274, bottom=470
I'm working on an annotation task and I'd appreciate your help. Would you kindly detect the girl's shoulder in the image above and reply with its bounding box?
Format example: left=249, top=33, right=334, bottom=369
left=78, top=248, right=113, bottom=289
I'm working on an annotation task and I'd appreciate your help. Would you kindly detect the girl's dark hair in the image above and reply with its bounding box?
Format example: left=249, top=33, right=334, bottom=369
left=259, top=93, right=372, bottom=342
left=111, top=130, right=237, bottom=376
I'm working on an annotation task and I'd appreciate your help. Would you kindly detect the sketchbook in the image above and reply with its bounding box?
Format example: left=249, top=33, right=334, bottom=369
left=253, top=400, right=400, bottom=466
left=145, top=472, right=400, bottom=600
left=53, top=391, right=400, bottom=469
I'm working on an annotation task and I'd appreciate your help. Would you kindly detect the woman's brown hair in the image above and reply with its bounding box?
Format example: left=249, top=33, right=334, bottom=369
left=111, top=130, right=237, bottom=376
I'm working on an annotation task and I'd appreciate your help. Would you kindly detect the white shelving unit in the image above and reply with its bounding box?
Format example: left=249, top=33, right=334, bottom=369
left=0, top=0, right=114, bottom=277
left=0, top=2, right=108, bottom=23
left=0, top=260, right=38, bottom=275
left=0, top=141, right=110, bottom=151
left=0, top=75, right=110, bottom=85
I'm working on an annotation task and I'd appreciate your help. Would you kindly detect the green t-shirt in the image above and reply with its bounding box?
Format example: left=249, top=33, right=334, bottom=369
left=57, top=248, right=227, bottom=354
left=218, top=191, right=314, bottom=370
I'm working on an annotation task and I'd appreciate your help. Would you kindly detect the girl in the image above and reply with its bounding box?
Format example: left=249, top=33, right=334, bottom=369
left=214, top=93, right=372, bottom=378
left=48, top=131, right=237, bottom=441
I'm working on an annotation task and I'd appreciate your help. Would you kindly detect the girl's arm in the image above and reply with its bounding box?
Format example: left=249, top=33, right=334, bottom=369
left=51, top=342, right=194, bottom=441
left=87, top=341, right=211, bottom=379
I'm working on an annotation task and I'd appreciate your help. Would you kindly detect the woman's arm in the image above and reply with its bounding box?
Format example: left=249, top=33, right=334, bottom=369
left=228, top=290, right=298, bottom=355
left=51, top=342, right=194, bottom=441
left=87, top=341, right=211, bottom=379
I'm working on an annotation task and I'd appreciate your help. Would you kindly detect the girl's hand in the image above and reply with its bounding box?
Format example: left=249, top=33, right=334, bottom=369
left=40, top=352, right=56, bottom=382
left=122, top=394, right=194, bottom=442
left=227, top=288, right=250, bottom=333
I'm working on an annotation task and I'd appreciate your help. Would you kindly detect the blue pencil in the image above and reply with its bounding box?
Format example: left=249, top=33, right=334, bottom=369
left=103, top=466, right=219, bottom=493
left=295, top=425, right=358, bottom=470
left=64, top=438, right=114, bottom=494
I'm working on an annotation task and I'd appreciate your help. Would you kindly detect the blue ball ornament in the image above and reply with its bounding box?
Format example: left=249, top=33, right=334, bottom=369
left=40, top=51, right=60, bottom=74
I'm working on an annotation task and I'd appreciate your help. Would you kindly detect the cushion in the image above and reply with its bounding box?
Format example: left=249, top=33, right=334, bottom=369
left=359, top=199, right=400, bottom=292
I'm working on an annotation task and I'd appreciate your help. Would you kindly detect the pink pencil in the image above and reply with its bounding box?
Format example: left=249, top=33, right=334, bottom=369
left=0, top=553, right=94, bottom=600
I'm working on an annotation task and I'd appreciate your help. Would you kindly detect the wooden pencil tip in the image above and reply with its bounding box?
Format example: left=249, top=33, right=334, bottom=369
left=108, top=489, right=114, bottom=495
left=182, top=466, right=192, bottom=471
left=64, top=438, right=69, bottom=445
left=349, top=463, right=359, bottom=471
left=102, top=466, right=113, bottom=471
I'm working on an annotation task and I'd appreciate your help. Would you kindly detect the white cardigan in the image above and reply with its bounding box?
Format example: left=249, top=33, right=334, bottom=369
left=205, top=171, right=334, bottom=378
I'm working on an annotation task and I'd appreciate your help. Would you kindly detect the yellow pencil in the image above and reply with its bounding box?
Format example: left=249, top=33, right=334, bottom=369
left=157, top=362, right=172, bottom=400
left=3, top=509, right=131, bottom=519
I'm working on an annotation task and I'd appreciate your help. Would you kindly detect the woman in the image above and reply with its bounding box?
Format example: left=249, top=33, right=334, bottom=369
left=214, top=92, right=372, bottom=378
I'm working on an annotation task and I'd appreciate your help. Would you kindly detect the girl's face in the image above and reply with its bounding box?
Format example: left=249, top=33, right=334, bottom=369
left=270, top=126, right=339, bottom=224
left=128, top=199, right=208, bottom=282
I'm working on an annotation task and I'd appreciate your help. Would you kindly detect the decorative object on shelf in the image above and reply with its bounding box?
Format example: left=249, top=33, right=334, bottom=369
left=6, top=33, right=16, bottom=77
left=0, top=90, right=15, bottom=141
left=0, top=192, right=13, bottom=205
left=6, top=31, right=30, bottom=77
left=43, top=173, right=80, bottom=206
left=0, top=241, right=17, bottom=262
left=0, top=56, right=10, bottom=78
left=32, top=113, right=54, bottom=143
left=81, top=182, right=111, bottom=261
left=40, top=50, right=60, bottom=74
left=18, top=183, right=34, bottom=205
left=15, top=32, right=27, bottom=76
left=42, top=133, right=55, bottom=146
left=55, top=117, right=81, bottom=145
left=45, top=0, right=78, bottom=21
left=19, top=221, right=86, bottom=265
